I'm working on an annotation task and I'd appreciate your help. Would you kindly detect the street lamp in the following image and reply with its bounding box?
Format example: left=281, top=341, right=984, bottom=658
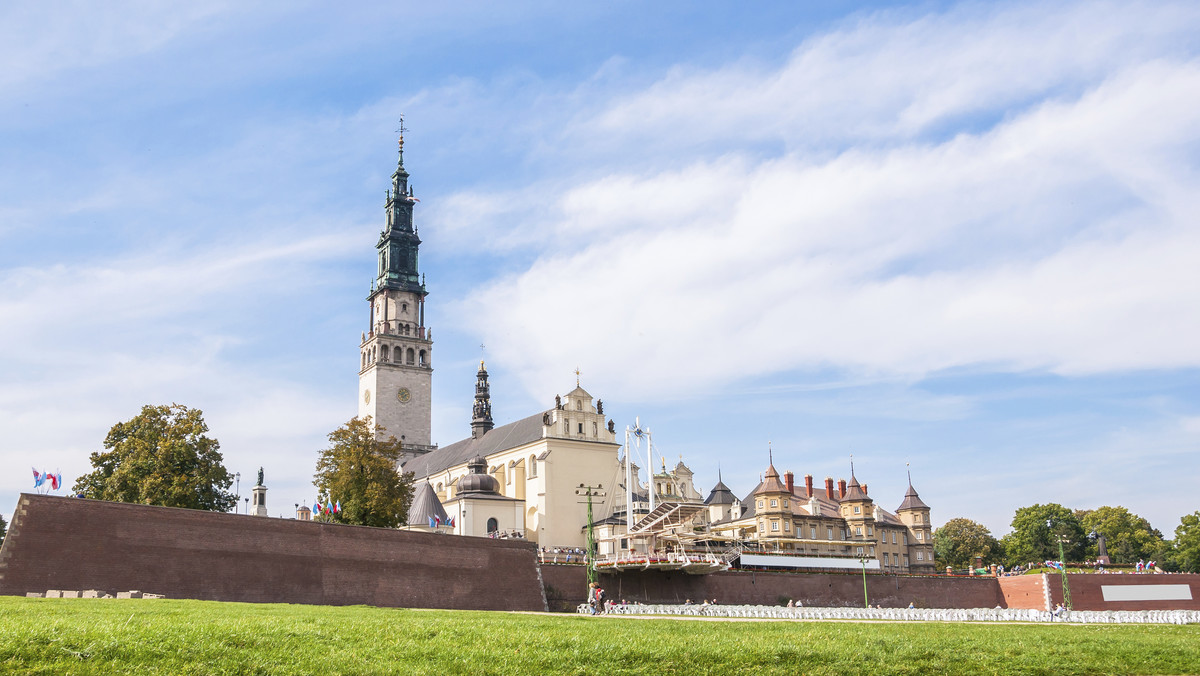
left=1047, top=519, right=1073, bottom=610
left=234, top=472, right=241, bottom=512
left=859, top=556, right=870, bottom=608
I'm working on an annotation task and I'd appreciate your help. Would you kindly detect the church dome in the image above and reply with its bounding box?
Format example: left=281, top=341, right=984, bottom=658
left=457, top=455, right=500, bottom=495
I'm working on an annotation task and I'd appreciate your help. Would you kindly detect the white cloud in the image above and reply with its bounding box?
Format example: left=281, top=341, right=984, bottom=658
left=444, top=4, right=1200, bottom=404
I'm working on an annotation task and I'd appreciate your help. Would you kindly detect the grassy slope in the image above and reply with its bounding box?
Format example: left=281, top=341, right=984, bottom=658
left=1, top=598, right=1198, bottom=675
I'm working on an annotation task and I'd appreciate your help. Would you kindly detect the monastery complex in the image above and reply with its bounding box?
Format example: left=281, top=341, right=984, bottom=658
left=349, top=135, right=936, bottom=575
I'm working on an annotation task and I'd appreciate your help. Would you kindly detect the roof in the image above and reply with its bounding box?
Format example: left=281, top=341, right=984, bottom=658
left=704, top=479, right=737, bottom=506
left=842, top=475, right=869, bottom=502
left=897, top=482, right=929, bottom=511
left=754, top=464, right=788, bottom=495
left=407, top=482, right=448, bottom=527
left=402, top=410, right=548, bottom=478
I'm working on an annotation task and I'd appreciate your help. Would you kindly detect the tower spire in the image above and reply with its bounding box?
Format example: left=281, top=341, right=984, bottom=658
left=471, top=359, right=494, bottom=438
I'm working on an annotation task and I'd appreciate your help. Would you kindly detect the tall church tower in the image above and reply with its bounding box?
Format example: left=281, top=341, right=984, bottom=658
left=358, top=130, right=434, bottom=460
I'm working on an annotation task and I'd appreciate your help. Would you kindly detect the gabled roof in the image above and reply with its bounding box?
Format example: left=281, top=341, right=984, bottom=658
left=402, top=410, right=548, bottom=479
left=897, top=482, right=929, bottom=511
left=407, top=482, right=448, bottom=527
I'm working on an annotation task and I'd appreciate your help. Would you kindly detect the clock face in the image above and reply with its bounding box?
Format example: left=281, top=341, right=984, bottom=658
left=397, top=387, right=411, bottom=403
left=363, top=389, right=371, bottom=404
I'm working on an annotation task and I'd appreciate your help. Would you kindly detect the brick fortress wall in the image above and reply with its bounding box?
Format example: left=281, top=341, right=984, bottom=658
left=0, top=494, right=547, bottom=611
left=542, top=565, right=1004, bottom=609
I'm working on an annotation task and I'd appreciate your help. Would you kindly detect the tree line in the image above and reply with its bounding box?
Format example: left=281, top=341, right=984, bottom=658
left=69, top=404, right=413, bottom=527
left=934, top=503, right=1200, bottom=573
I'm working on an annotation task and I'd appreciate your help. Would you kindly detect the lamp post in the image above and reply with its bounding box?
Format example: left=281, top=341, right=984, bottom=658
left=234, top=472, right=241, bottom=512
left=859, top=556, right=870, bottom=608
left=1047, top=519, right=1073, bottom=610
left=576, top=483, right=606, bottom=590
left=244, top=497, right=249, bottom=515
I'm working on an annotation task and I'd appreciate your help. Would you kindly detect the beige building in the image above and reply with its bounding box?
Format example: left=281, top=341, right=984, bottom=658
left=401, top=363, right=623, bottom=548
left=706, top=458, right=935, bottom=574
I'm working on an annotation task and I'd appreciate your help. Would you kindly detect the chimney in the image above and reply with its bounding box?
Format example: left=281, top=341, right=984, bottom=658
left=838, top=479, right=847, bottom=499
left=785, top=471, right=794, bottom=494
left=805, top=474, right=814, bottom=498
left=862, top=484, right=868, bottom=495
left=825, top=477, right=834, bottom=500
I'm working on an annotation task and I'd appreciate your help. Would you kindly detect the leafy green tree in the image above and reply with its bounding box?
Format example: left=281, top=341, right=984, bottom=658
left=1078, top=506, right=1163, bottom=564
left=934, top=518, right=1002, bottom=569
left=72, top=404, right=236, bottom=511
left=313, top=417, right=413, bottom=528
left=0, top=512, right=7, bottom=541
left=1175, top=512, right=1200, bottom=573
left=1000, top=503, right=1086, bottom=567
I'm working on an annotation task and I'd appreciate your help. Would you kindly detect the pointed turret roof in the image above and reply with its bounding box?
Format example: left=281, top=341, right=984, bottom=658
left=407, top=482, right=449, bottom=527
left=705, top=469, right=736, bottom=505
left=897, top=481, right=929, bottom=512
left=755, top=457, right=788, bottom=495
left=842, top=474, right=869, bottom=502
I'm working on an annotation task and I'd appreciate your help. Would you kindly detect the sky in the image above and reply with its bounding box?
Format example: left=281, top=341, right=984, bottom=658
left=2, top=0, right=1198, bottom=539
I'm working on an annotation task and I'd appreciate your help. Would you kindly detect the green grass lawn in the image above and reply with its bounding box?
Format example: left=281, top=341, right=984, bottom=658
left=1, top=598, right=1197, bottom=675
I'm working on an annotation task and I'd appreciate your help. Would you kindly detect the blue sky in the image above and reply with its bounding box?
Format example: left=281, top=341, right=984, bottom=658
left=3, top=0, right=1198, bottom=538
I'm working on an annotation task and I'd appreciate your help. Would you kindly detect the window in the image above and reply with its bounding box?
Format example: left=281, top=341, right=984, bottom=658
left=406, top=348, right=415, bottom=364
left=827, top=527, right=833, bottom=540
left=528, top=456, right=537, bottom=477
left=855, top=526, right=862, bottom=536
left=811, top=526, right=817, bottom=539
left=578, top=423, right=583, bottom=434
left=916, top=531, right=923, bottom=541
left=856, top=546, right=864, bottom=556
left=770, top=499, right=778, bottom=508
left=867, top=527, right=873, bottom=537
left=883, top=553, right=890, bottom=565
left=402, top=303, right=408, bottom=313
left=771, top=521, right=780, bottom=532
left=487, top=518, right=498, bottom=534
left=904, top=555, right=909, bottom=567
left=904, top=533, right=909, bottom=545
left=917, top=551, right=924, bottom=561
left=782, top=499, right=788, bottom=508
left=784, top=521, right=791, bottom=532
left=757, top=500, right=763, bottom=509
left=854, top=506, right=861, bottom=514
left=892, top=532, right=897, bottom=544
left=869, top=546, right=875, bottom=556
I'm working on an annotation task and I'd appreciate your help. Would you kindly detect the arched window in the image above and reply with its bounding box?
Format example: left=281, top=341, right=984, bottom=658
left=381, top=345, right=390, bottom=362
left=407, top=348, right=415, bottom=364
left=528, top=455, right=537, bottom=477
left=419, top=350, right=426, bottom=366
left=487, top=517, right=498, bottom=534
left=402, top=303, right=408, bottom=313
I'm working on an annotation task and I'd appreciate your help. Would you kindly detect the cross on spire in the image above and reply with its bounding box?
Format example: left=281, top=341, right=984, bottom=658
left=574, top=367, right=581, bottom=386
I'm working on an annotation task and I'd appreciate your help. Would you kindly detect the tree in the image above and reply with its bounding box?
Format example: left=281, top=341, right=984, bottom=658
left=1175, top=512, right=1200, bottom=573
left=313, top=417, right=413, bottom=528
left=72, top=404, right=236, bottom=511
left=934, top=518, right=1002, bottom=569
left=1000, top=503, right=1086, bottom=567
left=1078, top=506, right=1163, bottom=564
left=0, top=512, right=7, bottom=541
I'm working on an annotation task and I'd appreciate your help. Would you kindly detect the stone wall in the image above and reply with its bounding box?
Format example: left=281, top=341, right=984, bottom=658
left=0, top=494, right=546, bottom=611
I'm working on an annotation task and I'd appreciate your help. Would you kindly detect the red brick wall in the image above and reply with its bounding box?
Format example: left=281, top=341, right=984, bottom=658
left=1047, top=573, right=1200, bottom=611
left=0, top=494, right=547, bottom=611
left=542, top=565, right=1004, bottom=608
left=997, top=574, right=1049, bottom=610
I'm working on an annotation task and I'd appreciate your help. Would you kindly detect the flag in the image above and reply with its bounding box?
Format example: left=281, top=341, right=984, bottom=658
left=334, top=501, right=341, bottom=514
left=32, top=468, right=45, bottom=488
left=446, top=516, right=455, bottom=528
left=325, top=501, right=332, bottom=515
left=49, top=472, right=60, bottom=490
left=312, top=501, right=320, bottom=515
left=428, top=516, right=436, bottom=528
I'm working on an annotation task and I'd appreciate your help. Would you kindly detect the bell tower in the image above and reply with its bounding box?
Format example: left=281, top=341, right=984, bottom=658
left=358, top=126, right=434, bottom=460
